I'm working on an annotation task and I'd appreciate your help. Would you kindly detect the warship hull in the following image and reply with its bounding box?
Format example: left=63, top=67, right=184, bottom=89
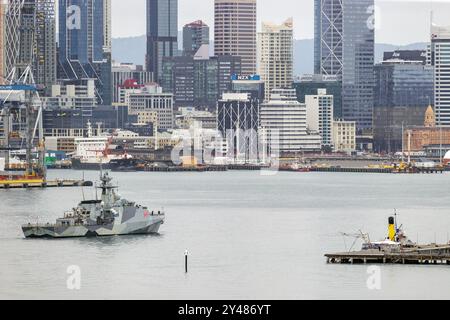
left=22, top=217, right=164, bottom=239
left=22, top=172, right=166, bottom=239
left=71, top=158, right=113, bottom=171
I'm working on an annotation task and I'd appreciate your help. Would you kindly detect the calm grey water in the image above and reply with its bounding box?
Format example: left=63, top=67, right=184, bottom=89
left=1, top=170, right=450, bottom=300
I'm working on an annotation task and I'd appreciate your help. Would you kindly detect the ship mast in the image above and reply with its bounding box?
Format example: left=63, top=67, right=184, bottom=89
left=98, top=171, right=119, bottom=208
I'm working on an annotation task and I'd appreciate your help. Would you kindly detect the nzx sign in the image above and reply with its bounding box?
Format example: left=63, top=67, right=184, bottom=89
left=231, top=74, right=261, bottom=81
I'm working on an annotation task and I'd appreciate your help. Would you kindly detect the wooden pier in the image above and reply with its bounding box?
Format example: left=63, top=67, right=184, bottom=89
left=326, top=246, right=450, bottom=266
left=120, top=165, right=268, bottom=172
left=0, top=180, right=93, bottom=189
left=311, top=167, right=391, bottom=173
left=311, top=167, right=445, bottom=174
left=140, top=166, right=228, bottom=172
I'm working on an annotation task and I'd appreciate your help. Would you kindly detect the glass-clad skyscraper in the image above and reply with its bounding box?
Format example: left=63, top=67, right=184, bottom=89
left=374, top=61, right=433, bottom=109
left=58, top=0, right=112, bottom=105
left=430, top=25, right=450, bottom=126
left=182, top=20, right=209, bottom=56
left=373, top=58, right=434, bottom=152
left=146, top=0, right=178, bottom=82
left=161, top=55, right=241, bottom=108
left=314, top=0, right=375, bottom=131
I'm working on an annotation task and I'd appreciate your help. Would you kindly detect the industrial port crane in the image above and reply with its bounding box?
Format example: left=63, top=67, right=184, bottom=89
left=0, top=66, right=46, bottom=180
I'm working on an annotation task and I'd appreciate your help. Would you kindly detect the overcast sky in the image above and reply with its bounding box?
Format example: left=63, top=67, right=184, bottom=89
left=111, top=0, right=450, bottom=44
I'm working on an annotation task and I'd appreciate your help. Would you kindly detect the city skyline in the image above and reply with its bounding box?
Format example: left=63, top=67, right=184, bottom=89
left=111, top=0, right=450, bottom=45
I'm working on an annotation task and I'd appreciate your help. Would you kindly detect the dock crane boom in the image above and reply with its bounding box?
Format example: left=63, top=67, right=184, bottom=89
left=0, top=66, right=45, bottom=178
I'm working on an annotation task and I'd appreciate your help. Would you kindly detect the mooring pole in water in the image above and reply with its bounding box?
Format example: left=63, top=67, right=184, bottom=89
left=185, top=250, right=189, bottom=273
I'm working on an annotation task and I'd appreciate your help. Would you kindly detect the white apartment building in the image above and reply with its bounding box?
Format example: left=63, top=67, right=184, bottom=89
left=118, top=86, right=144, bottom=105
left=305, top=89, right=334, bottom=147
left=41, top=79, right=97, bottom=109
left=260, top=89, right=321, bottom=153
left=258, top=18, right=294, bottom=101
left=332, top=120, right=356, bottom=153
left=128, top=84, right=174, bottom=130
left=430, top=25, right=450, bottom=126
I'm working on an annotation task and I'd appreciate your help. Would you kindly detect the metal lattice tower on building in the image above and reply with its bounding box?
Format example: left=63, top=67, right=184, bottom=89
left=4, top=0, right=55, bottom=92
left=217, top=93, right=260, bottom=163
left=4, top=0, right=25, bottom=77
left=314, top=0, right=343, bottom=77
left=315, top=0, right=375, bottom=131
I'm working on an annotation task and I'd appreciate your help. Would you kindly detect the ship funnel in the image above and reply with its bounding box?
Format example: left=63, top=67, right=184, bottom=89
left=388, top=217, right=396, bottom=241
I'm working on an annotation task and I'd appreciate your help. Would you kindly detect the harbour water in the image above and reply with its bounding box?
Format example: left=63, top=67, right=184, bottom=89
left=1, top=170, right=450, bottom=299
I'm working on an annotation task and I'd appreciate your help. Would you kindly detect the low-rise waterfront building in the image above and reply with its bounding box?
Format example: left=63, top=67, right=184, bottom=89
left=175, top=108, right=216, bottom=129
left=43, top=105, right=134, bottom=137
left=259, top=89, right=321, bottom=154
left=404, top=106, right=450, bottom=153
left=332, top=120, right=356, bottom=153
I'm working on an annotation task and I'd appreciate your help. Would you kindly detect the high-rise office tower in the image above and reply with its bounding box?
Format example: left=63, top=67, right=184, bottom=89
left=214, top=0, right=257, bottom=76
left=4, top=0, right=23, bottom=78
left=314, top=0, right=343, bottom=76
left=0, top=1, right=5, bottom=83
left=373, top=52, right=434, bottom=152
left=314, top=0, right=375, bottom=131
left=146, top=0, right=178, bottom=82
left=161, top=53, right=241, bottom=108
left=34, top=0, right=57, bottom=92
left=258, top=18, right=294, bottom=101
left=17, top=0, right=36, bottom=71
left=430, top=25, right=450, bottom=126
left=58, top=0, right=112, bottom=105
left=183, top=20, right=209, bottom=56
left=3, top=0, right=56, bottom=91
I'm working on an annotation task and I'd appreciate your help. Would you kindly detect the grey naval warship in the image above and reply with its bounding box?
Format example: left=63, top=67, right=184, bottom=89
left=22, top=172, right=165, bottom=238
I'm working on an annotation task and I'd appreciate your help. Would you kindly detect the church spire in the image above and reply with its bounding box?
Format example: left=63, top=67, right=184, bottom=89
left=424, top=105, right=436, bottom=127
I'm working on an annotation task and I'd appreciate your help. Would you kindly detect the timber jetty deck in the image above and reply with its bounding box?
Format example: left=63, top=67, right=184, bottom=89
left=311, top=167, right=391, bottom=173
left=140, top=166, right=228, bottom=172
left=0, top=180, right=93, bottom=189
left=119, top=165, right=268, bottom=172
left=311, top=167, right=445, bottom=174
left=326, top=246, right=450, bottom=265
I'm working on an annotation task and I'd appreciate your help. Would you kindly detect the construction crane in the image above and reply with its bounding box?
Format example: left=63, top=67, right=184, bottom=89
left=0, top=66, right=46, bottom=179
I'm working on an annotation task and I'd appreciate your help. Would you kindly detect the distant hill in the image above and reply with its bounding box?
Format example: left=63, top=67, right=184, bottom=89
left=112, top=35, right=427, bottom=76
